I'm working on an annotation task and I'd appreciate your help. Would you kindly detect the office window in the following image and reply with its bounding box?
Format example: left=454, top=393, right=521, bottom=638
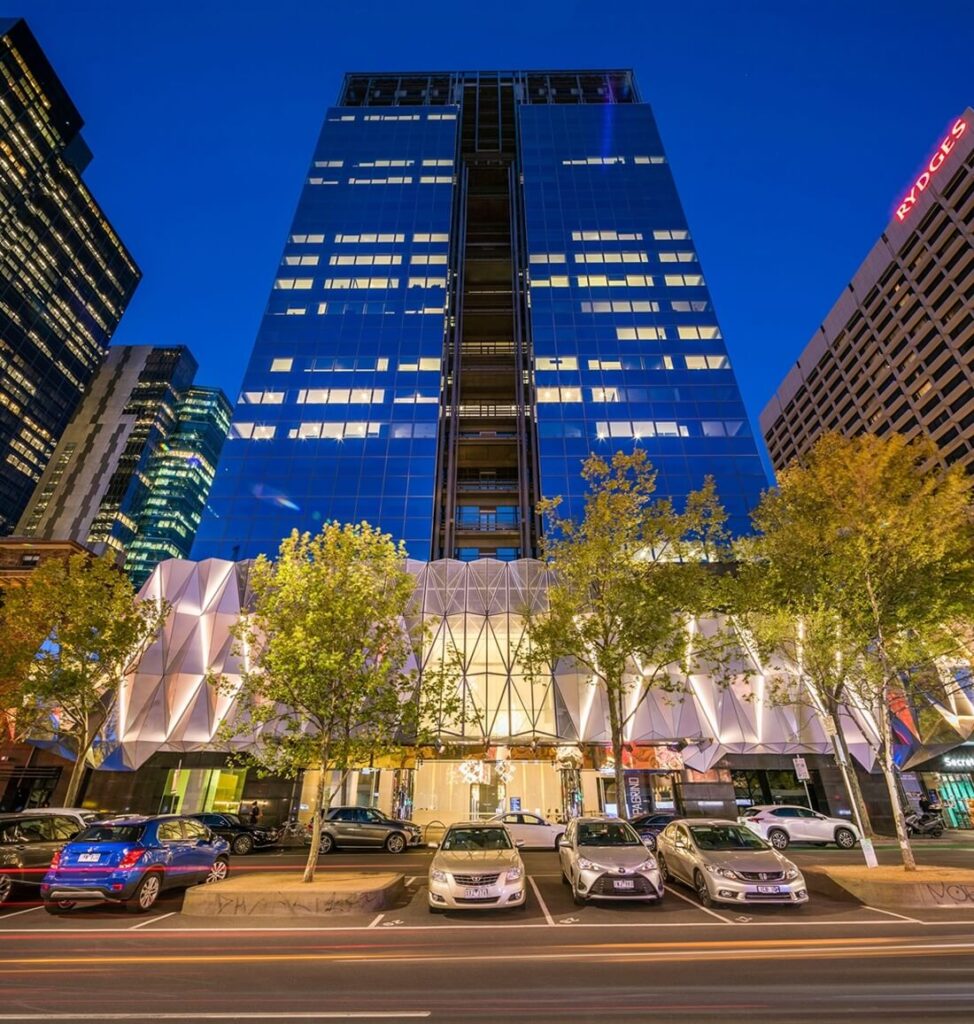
left=572, top=230, right=644, bottom=241
left=537, top=387, right=583, bottom=403
left=576, top=274, right=653, bottom=288
left=407, top=276, right=448, bottom=288
left=274, top=278, right=314, bottom=290
left=334, top=233, right=406, bottom=243
left=530, top=275, right=570, bottom=287
left=562, top=156, right=627, bottom=166
left=270, top=358, right=293, bottom=372
left=653, top=230, right=691, bottom=240
left=665, top=274, right=705, bottom=286
left=535, top=357, right=579, bottom=371
left=283, top=255, right=320, bottom=266
left=685, top=355, right=730, bottom=370
left=574, top=252, right=649, bottom=264
left=616, top=327, right=667, bottom=341
left=590, top=387, right=621, bottom=402
left=410, top=254, right=449, bottom=265
left=633, top=155, right=666, bottom=164
left=323, top=278, right=400, bottom=289
left=413, top=232, right=449, bottom=243
left=659, top=252, right=698, bottom=263
left=355, top=159, right=414, bottom=167
left=581, top=300, right=660, bottom=313
left=329, top=255, right=403, bottom=266
left=529, top=254, right=567, bottom=264
left=677, top=326, right=722, bottom=340
left=290, top=233, right=326, bottom=243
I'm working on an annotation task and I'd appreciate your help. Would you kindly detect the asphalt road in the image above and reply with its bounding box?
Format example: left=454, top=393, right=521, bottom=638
left=2, top=839, right=973, bottom=1023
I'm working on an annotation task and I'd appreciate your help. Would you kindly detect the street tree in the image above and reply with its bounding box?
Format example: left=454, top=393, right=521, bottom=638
left=524, top=450, right=729, bottom=819
left=747, top=433, right=974, bottom=870
left=1, top=553, right=168, bottom=806
left=214, top=523, right=463, bottom=883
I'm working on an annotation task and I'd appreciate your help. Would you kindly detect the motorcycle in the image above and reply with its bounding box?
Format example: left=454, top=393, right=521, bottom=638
left=905, top=810, right=945, bottom=838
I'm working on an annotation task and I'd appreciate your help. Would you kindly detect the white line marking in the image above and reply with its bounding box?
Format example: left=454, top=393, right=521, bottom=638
left=367, top=913, right=385, bottom=928
left=863, top=904, right=923, bottom=923
left=527, top=876, right=555, bottom=926
left=0, top=906, right=43, bottom=920
left=664, top=884, right=732, bottom=923
left=129, top=912, right=176, bottom=930
left=405, top=876, right=418, bottom=885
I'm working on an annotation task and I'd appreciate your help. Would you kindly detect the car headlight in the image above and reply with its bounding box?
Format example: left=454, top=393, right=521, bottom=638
left=506, top=866, right=523, bottom=883
left=705, top=864, right=739, bottom=880
left=577, top=857, right=601, bottom=871
left=784, top=867, right=800, bottom=881
left=430, top=868, right=448, bottom=883
left=638, top=857, right=658, bottom=872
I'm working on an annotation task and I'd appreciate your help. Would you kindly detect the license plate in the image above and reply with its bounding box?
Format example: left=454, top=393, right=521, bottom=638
left=613, top=879, right=635, bottom=889
left=463, top=887, right=491, bottom=899
left=77, top=853, right=100, bottom=863
left=756, top=885, right=781, bottom=894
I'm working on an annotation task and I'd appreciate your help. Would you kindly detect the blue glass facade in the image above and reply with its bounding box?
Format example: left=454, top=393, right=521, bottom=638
left=194, top=108, right=458, bottom=559
left=520, top=104, right=766, bottom=533
left=194, top=72, right=766, bottom=561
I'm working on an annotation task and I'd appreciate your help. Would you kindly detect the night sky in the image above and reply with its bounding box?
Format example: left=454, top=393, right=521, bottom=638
left=13, top=0, right=973, bottom=461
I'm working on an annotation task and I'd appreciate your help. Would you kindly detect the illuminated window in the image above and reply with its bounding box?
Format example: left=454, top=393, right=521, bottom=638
left=296, top=389, right=385, bottom=404
left=677, top=326, right=722, bottom=340
left=685, top=355, right=730, bottom=370
left=653, top=230, right=691, bottom=240
left=328, top=115, right=356, bottom=122
left=274, top=278, right=314, bottom=290
left=270, top=359, right=293, bottom=372
left=290, top=234, right=325, bottom=243
left=574, top=252, right=649, bottom=264
left=562, top=156, right=626, bottom=166
left=537, top=387, right=582, bottom=403
left=633, top=155, right=666, bottom=164
left=587, top=359, right=623, bottom=371
left=665, top=274, right=705, bottom=286
left=364, top=114, right=420, bottom=121
left=426, top=113, right=457, bottom=120
left=535, top=357, right=579, bottom=371
left=671, top=300, right=710, bottom=312
left=397, top=358, right=441, bottom=372
left=422, top=159, right=454, bottom=167
left=590, top=387, right=621, bottom=402
left=410, top=254, right=449, bottom=265
left=307, top=178, right=339, bottom=185
left=314, top=160, right=344, bottom=168
left=596, top=420, right=688, bottom=440
left=283, top=255, right=320, bottom=266
left=529, top=254, right=566, bottom=264
left=616, top=327, right=666, bottom=341
left=323, top=278, right=400, bottom=289
left=334, top=233, right=406, bottom=243
left=572, top=230, right=643, bottom=241
left=413, top=233, right=449, bottom=243
left=659, top=252, right=698, bottom=263
left=329, top=255, right=403, bottom=266
left=348, top=176, right=413, bottom=185
left=231, top=422, right=254, bottom=439
left=529, top=276, right=570, bottom=287
left=581, top=300, right=660, bottom=313
left=407, top=277, right=447, bottom=288
left=419, top=176, right=453, bottom=184
left=355, top=159, right=414, bottom=167
left=576, top=275, right=653, bottom=287
left=252, top=425, right=276, bottom=440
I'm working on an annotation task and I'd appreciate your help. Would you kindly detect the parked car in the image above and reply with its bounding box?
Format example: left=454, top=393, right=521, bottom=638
left=558, top=816, right=663, bottom=906
left=629, top=812, right=676, bottom=850
left=188, top=812, right=279, bottom=855
left=316, top=807, right=423, bottom=854
left=738, top=804, right=859, bottom=850
left=40, top=814, right=230, bottom=914
left=0, top=812, right=82, bottom=906
left=656, top=818, right=808, bottom=907
left=487, top=811, right=565, bottom=849
left=17, top=807, right=103, bottom=831
left=428, top=820, right=525, bottom=913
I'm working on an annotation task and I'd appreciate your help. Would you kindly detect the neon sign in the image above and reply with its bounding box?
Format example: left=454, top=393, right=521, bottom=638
left=895, top=117, right=967, bottom=222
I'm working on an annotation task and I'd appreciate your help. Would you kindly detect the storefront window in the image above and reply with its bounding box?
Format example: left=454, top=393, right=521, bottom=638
left=160, top=768, right=246, bottom=814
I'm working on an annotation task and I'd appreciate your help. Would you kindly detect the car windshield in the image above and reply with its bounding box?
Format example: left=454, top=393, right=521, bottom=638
left=578, top=822, right=641, bottom=847
left=221, top=814, right=242, bottom=826
left=690, top=826, right=768, bottom=851
left=76, top=824, right=145, bottom=843
left=738, top=808, right=762, bottom=817
left=441, top=827, right=512, bottom=851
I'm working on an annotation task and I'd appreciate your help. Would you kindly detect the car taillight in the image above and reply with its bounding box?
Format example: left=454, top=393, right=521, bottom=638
left=49, top=849, right=61, bottom=869
left=118, top=847, right=145, bottom=869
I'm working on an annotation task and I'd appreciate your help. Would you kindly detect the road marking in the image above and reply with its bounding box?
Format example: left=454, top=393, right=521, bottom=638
left=664, top=884, right=732, bottom=923
left=367, top=913, right=385, bottom=928
left=129, top=912, right=176, bottom=930
left=527, top=876, right=555, bottom=926
left=405, top=876, right=418, bottom=885
left=0, top=1015, right=431, bottom=1021
left=863, top=904, right=923, bottom=923
left=0, top=906, right=43, bottom=920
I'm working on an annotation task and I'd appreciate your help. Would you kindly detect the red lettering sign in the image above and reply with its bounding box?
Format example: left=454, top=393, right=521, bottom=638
left=895, top=117, right=967, bottom=222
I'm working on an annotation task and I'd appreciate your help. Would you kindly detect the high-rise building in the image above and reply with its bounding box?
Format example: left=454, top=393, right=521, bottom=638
left=194, top=70, right=767, bottom=561
left=16, top=345, right=197, bottom=556
left=762, top=109, right=974, bottom=473
left=124, top=385, right=231, bottom=586
left=0, top=17, right=140, bottom=534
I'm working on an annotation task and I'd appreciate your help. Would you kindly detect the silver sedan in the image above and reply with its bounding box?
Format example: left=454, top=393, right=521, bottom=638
left=558, top=817, right=663, bottom=906
left=427, top=821, right=526, bottom=913
left=656, top=819, right=808, bottom=908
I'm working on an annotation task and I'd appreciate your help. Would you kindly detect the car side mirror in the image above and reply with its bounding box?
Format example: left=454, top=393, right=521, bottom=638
left=557, top=836, right=570, bottom=848
left=515, top=839, right=525, bottom=848
left=675, top=838, right=688, bottom=850
left=427, top=841, right=439, bottom=849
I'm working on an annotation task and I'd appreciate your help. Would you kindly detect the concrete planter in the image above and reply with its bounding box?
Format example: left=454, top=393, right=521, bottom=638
left=823, top=871, right=974, bottom=909
left=182, top=871, right=405, bottom=918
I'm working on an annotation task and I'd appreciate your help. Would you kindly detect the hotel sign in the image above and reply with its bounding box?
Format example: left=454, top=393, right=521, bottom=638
left=895, top=117, right=967, bottom=222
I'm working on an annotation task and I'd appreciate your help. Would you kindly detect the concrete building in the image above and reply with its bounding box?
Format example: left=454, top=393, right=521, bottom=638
left=762, top=109, right=974, bottom=473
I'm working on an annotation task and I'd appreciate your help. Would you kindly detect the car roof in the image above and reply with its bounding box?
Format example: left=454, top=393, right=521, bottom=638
left=672, top=818, right=748, bottom=827
left=445, top=820, right=509, bottom=829
left=574, top=816, right=636, bottom=825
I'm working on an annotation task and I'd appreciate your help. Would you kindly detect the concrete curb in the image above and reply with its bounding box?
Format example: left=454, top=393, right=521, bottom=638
left=182, top=871, right=406, bottom=918
left=825, top=876, right=974, bottom=909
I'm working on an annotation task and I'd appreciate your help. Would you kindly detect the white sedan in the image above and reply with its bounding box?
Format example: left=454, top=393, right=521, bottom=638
left=739, top=805, right=859, bottom=850
left=488, top=812, right=566, bottom=849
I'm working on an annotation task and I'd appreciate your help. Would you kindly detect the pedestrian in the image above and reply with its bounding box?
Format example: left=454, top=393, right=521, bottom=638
left=248, top=800, right=260, bottom=826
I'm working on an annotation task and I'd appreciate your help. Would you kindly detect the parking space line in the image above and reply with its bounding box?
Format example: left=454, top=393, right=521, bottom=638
left=664, top=885, right=732, bottom=923
left=863, top=904, right=923, bottom=924
left=129, top=912, right=176, bottom=930
left=0, top=906, right=43, bottom=920
left=368, top=913, right=385, bottom=928
left=527, top=877, right=555, bottom=926
left=405, top=876, right=418, bottom=885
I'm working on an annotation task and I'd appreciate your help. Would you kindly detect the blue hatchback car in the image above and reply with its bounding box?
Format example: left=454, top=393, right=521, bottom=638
left=41, top=814, right=230, bottom=914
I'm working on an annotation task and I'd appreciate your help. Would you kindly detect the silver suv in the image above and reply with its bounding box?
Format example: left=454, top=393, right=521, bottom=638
left=317, top=806, right=422, bottom=854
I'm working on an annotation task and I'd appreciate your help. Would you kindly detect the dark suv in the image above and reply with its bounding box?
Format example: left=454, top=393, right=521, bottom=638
left=317, top=807, right=422, bottom=854
left=0, top=812, right=82, bottom=906
left=188, top=812, right=279, bottom=856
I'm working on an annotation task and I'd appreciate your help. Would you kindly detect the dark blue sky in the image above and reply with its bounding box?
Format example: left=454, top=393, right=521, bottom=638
left=15, top=0, right=973, bottom=444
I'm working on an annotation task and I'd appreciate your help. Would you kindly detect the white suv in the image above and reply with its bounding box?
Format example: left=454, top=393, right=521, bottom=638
left=739, top=805, right=859, bottom=850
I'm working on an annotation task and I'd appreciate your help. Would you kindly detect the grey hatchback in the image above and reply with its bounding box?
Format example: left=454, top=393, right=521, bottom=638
left=316, top=807, right=423, bottom=854
left=0, top=812, right=82, bottom=906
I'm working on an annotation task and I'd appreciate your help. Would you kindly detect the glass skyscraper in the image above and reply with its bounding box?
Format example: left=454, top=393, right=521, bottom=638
left=194, top=70, right=766, bottom=561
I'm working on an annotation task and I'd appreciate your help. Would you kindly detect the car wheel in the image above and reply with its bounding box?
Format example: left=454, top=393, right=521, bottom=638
left=384, top=832, right=407, bottom=854
left=232, top=834, right=254, bottom=856
left=561, top=870, right=569, bottom=886
left=553, top=833, right=565, bottom=850
left=931, top=827, right=944, bottom=839
left=572, top=878, right=587, bottom=907
left=126, top=872, right=162, bottom=914
left=644, top=834, right=657, bottom=851
left=43, top=900, right=76, bottom=915
left=318, top=832, right=334, bottom=855
left=768, top=828, right=790, bottom=850
left=0, top=874, right=12, bottom=906
left=205, top=857, right=230, bottom=884
left=694, top=871, right=714, bottom=909
left=835, top=828, right=857, bottom=849
left=658, top=856, right=670, bottom=883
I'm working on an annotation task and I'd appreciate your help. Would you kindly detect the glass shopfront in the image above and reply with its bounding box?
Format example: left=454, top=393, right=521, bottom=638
left=917, top=745, right=974, bottom=829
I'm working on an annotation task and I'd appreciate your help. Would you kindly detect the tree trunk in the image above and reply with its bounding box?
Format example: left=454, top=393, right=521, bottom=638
left=63, top=724, right=91, bottom=808
left=829, top=705, right=875, bottom=839
left=876, top=695, right=917, bottom=871
left=607, top=681, right=627, bottom=819
left=303, top=758, right=328, bottom=883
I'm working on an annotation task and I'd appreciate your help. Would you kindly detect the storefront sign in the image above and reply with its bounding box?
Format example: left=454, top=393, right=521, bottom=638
left=624, top=770, right=647, bottom=817
left=895, top=116, right=967, bottom=222
left=943, top=753, right=974, bottom=770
